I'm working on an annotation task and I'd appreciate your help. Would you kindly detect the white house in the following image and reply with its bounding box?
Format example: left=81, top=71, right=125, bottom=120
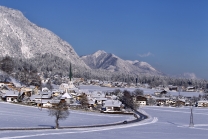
left=133, top=95, right=147, bottom=106
left=86, top=91, right=107, bottom=105
left=1, top=90, right=20, bottom=102
left=102, top=100, right=123, bottom=113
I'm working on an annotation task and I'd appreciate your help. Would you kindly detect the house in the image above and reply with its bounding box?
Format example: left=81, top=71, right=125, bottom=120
left=175, top=99, right=186, bottom=106
left=86, top=91, right=107, bottom=106
left=166, top=99, right=176, bottom=106
left=168, top=85, right=178, bottom=91
left=29, top=91, right=53, bottom=106
left=197, top=100, right=208, bottom=107
left=37, top=99, right=61, bottom=108
left=186, top=86, right=195, bottom=92
left=61, top=92, right=74, bottom=104
left=52, top=89, right=62, bottom=97
left=84, top=91, right=108, bottom=109
left=1, top=90, right=21, bottom=102
left=197, top=88, right=205, bottom=93
left=153, top=97, right=170, bottom=106
left=185, top=101, right=191, bottom=106
left=133, top=95, right=147, bottom=106
left=106, top=95, right=117, bottom=100
left=21, top=87, right=33, bottom=97
left=101, top=100, right=123, bottom=113
left=94, top=97, right=107, bottom=105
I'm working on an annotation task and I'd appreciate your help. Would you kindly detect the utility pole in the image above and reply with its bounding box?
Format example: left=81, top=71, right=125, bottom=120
left=189, top=105, right=194, bottom=127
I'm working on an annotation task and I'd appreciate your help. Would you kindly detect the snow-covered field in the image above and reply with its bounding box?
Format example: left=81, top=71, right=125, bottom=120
left=1, top=102, right=208, bottom=139
left=0, top=102, right=132, bottom=128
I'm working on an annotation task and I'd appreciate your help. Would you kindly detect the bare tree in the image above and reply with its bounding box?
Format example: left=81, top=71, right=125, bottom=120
left=112, top=89, right=121, bottom=96
left=147, top=98, right=156, bottom=106
left=119, top=90, right=138, bottom=110
left=79, top=93, right=89, bottom=110
left=48, top=102, right=69, bottom=129
left=133, top=89, right=144, bottom=96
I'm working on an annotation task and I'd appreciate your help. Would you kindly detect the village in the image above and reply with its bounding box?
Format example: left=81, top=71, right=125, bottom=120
left=1, top=73, right=208, bottom=115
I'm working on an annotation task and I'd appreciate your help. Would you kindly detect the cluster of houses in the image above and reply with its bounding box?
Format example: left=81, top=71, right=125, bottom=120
left=132, top=93, right=208, bottom=108
left=52, top=73, right=205, bottom=92
left=1, top=79, right=208, bottom=114
left=85, top=80, right=204, bottom=93
left=0, top=81, right=127, bottom=113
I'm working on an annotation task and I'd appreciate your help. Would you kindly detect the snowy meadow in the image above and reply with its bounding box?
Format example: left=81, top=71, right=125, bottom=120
left=1, top=102, right=208, bottom=139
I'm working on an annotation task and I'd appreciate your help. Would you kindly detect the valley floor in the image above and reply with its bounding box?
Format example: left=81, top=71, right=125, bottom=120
left=1, top=102, right=208, bottom=139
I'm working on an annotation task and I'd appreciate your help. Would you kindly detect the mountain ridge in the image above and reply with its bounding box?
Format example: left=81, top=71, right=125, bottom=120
left=0, top=6, right=88, bottom=69
left=0, top=5, right=164, bottom=78
left=81, top=50, right=163, bottom=76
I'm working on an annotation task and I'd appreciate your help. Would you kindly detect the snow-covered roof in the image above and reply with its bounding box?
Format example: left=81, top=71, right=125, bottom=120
left=198, top=100, right=208, bottom=103
left=103, top=100, right=122, bottom=107
left=35, top=99, right=60, bottom=104
left=1, top=90, right=20, bottom=97
left=62, top=92, right=73, bottom=99
left=178, top=99, right=186, bottom=102
left=94, top=97, right=107, bottom=101
left=31, top=92, right=52, bottom=99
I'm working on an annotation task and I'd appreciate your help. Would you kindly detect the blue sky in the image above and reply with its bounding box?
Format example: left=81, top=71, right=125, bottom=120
left=0, top=0, right=208, bottom=79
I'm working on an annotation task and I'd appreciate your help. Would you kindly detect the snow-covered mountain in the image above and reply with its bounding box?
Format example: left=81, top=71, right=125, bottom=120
left=0, top=6, right=88, bottom=68
left=81, top=50, right=163, bottom=76
left=0, top=5, right=163, bottom=77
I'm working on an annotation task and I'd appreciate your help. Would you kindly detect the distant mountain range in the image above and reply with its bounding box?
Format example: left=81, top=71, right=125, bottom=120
left=0, top=5, right=164, bottom=77
left=81, top=50, right=163, bottom=76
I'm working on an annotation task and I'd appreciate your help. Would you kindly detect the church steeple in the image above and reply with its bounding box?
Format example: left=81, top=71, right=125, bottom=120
left=69, top=63, right=73, bottom=81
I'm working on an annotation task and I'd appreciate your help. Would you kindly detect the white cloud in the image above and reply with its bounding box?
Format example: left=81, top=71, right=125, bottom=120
left=138, top=52, right=153, bottom=57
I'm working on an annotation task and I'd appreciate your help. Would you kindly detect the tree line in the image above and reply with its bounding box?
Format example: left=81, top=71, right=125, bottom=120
left=0, top=55, right=208, bottom=91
